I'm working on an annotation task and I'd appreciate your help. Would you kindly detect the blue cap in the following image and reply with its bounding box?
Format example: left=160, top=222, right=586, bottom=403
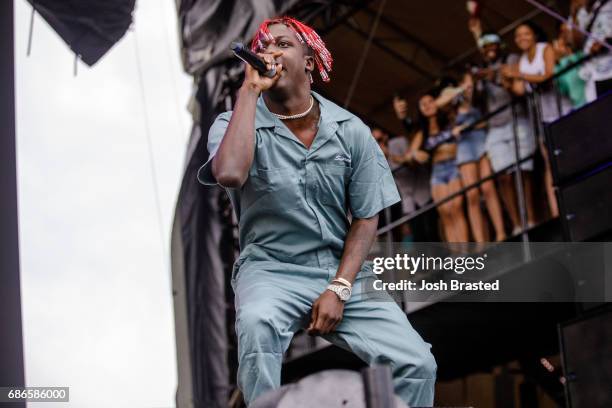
left=478, top=33, right=501, bottom=48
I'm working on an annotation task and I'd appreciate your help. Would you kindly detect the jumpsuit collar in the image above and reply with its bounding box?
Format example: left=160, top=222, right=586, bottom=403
left=255, top=91, right=352, bottom=153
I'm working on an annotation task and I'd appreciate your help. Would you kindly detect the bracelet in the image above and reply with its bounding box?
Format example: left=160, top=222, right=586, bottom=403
left=332, top=277, right=352, bottom=288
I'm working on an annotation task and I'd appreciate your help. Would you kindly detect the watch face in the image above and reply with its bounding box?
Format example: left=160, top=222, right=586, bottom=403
left=340, top=287, right=351, bottom=300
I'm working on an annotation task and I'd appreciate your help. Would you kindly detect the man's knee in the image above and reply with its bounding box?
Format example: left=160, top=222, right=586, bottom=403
left=236, top=304, right=281, bottom=350
left=395, top=348, right=437, bottom=380
left=416, top=350, right=437, bottom=379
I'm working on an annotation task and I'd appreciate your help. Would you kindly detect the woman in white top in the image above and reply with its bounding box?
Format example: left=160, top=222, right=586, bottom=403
left=515, top=24, right=572, bottom=122
left=504, top=23, right=562, bottom=219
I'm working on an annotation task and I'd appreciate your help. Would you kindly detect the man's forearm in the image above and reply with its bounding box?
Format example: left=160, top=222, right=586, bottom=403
left=212, top=85, right=259, bottom=187
left=334, top=215, right=379, bottom=285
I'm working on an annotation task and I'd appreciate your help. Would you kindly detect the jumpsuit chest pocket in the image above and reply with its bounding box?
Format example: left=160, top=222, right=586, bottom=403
left=243, top=167, right=302, bottom=212
left=319, top=164, right=352, bottom=207
left=250, top=167, right=294, bottom=192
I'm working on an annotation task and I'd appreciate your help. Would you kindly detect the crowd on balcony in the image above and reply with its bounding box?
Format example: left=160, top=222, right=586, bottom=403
left=375, top=0, right=611, bottom=243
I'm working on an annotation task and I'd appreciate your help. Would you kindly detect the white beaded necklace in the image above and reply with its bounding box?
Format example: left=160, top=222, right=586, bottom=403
left=270, top=95, right=314, bottom=120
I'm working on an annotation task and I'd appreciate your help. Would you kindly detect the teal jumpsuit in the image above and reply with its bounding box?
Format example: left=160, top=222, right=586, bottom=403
left=198, top=91, right=436, bottom=406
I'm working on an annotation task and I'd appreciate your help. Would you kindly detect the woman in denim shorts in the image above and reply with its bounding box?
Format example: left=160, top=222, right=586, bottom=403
left=452, top=72, right=506, bottom=242
left=399, top=93, right=469, bottom=242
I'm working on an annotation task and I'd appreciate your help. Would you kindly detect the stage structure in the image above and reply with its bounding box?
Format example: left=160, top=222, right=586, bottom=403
left=2, top=3, right=25, bottom=407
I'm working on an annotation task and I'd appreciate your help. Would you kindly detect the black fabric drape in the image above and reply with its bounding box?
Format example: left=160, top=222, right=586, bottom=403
left=26, top=0, right=135, bottom=66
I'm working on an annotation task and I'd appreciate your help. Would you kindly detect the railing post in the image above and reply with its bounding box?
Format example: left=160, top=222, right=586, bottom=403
left=511, top=100, right=531, bottom=261
left=383, top=206, right=395, bottom=284
left=531, top=85, right=549, bottom=143
left=553, top=80, right=563, bottom=119
left=362, top=365, right=395, bottom=408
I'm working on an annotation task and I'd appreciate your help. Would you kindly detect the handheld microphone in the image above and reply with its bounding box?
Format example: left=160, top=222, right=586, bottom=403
left=231, top=42, right=277, bottom=78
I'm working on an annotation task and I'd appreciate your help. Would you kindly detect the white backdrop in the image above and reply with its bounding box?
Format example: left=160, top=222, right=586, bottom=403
left=15, top=0, right=193, bottom=407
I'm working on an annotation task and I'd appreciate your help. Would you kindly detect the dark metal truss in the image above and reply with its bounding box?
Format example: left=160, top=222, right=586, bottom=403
left=284, top=0, right=375, bottom=35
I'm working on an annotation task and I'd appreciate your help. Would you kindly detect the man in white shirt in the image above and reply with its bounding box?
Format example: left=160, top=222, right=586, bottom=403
left=577, top=0, right=612, bottom=101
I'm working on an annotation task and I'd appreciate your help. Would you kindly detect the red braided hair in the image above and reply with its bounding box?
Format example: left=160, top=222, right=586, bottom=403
left=250, top=16, right=333, bottom=83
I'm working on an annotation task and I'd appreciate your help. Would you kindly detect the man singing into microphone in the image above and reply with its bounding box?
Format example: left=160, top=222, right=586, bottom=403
left=197, top=17, right=436, bottom=407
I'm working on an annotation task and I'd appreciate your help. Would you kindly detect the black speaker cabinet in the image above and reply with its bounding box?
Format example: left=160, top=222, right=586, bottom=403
left=559, top=306, right=612, bottom=408
left=546, top=92, right=612, bottom=185
left=557, top=163, right=612, bottom=241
